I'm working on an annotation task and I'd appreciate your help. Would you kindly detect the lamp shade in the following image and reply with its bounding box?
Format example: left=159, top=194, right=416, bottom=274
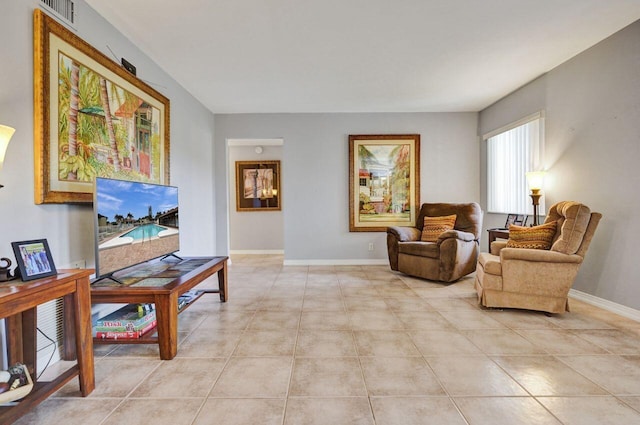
left=0, top=124, right=16, bottom=171
left=526, top=171, right=546, bottom=191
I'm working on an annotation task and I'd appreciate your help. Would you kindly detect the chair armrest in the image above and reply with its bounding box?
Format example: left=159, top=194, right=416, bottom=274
left=501, top=248, right=583, bottom=264
left=387, top=226, right=421, bottom=242
left=437, top=229, right=475, bottom=243
left=491, top=241, right=507, bottom=255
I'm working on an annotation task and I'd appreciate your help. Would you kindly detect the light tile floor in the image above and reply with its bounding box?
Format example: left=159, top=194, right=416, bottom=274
left=14, top=254, right=640, bottom=425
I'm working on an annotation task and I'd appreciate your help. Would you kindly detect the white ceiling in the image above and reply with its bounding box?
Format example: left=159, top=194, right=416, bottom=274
left=85, top=0, right=640, bottom=113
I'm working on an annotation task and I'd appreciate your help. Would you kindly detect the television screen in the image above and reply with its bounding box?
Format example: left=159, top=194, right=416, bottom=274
left=94, top=177, right=179, bottom=279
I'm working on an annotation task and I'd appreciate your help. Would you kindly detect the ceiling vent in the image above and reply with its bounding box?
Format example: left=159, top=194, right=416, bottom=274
left=40, top=0, right=76, bottom=28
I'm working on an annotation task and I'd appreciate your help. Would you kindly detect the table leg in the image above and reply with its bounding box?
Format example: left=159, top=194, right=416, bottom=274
left=62, top=295, right=76, bottom=361
left=218, top=260, right=228, bottom=302
left=488, top=232, right=497, bottom=251
left=73, top=277, right=95, bottom=396
left=5, top=311, right=36, bottom=374
left=154, top=293, right=179, bottom=360
left=4, top=315, right=23, bottom=366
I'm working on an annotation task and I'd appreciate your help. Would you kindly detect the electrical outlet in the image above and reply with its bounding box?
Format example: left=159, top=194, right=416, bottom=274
left=62, top=259, right=86, bottom=269
left=368, top=243, right=374, bottom=251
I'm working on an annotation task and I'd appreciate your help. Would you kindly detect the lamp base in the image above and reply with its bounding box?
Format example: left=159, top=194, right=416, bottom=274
left=530, top=193, right=541, bottom=226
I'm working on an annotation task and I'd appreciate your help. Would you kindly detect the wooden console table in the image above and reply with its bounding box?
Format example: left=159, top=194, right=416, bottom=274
left=90, top=256, right=228, bottom=360
left=0, top=269, right=95, bottom=425
left=487, top=228, right=509, bottom=251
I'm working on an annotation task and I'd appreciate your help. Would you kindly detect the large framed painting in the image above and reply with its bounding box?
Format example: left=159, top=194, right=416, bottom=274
left=235, top=161, right=281, bottom=211
left=33, top=9, right=170, bottom=204
left=349, top=134, right=420, bottom=232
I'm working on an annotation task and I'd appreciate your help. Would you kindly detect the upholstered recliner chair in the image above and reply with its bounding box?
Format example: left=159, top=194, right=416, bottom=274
left=387, top=202, right=483, bottom=282
left=475, top=201, right=601, bottom=314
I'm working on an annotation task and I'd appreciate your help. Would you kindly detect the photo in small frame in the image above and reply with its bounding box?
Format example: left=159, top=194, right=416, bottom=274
left=516, top=215, right=529, bottom=226
left=11, top=239, right=57, bottom=281
left=505, top=214, right=528, bottom=228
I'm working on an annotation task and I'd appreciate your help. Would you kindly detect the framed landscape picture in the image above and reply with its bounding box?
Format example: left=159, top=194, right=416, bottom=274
left=235, top=161, right=281, bottom=211
left=349, top=134, right=420, bottom=232
left=33, top=9, right=170, bottom=204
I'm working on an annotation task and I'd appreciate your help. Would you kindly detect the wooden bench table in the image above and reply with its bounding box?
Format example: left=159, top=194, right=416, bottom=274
left=90, top=256, right=228, bottom=360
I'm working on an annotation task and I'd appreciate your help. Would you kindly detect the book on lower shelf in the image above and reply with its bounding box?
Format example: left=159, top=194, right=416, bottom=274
left=94, top=303, right=156, bottom=332
left=94, top=320, right=157, bottom=339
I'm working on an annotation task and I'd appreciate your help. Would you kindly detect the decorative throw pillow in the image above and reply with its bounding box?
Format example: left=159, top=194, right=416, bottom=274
left=421, top=214, right=457, bottom=242
left=506, top=221, right=557, bottom=250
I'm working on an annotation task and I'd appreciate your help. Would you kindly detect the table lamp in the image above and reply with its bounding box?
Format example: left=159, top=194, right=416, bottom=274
left=0, top=124, right=16, bottom=188
left=526, top=171, right=546, bottom=226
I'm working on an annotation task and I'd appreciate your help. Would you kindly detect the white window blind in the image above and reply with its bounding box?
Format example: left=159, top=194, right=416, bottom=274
left=486, top=113, right=544, bottom=215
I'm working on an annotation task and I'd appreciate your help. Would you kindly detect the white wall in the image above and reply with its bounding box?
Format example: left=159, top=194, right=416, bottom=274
left=0, top=1, right=217, bottom=275
left=228, top=144, right=284, bottom=252
left=215, top=113, right=479, bottom=263
left=479, top=20, right=640, bottom=309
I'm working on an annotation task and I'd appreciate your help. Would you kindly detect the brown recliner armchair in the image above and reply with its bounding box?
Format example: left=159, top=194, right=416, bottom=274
left=475, top=201, right=602, bottom=314
left=387, top=203, right=483, bottom=282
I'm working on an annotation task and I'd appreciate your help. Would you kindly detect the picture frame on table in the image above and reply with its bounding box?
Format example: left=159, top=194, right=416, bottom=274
left=33, top=9, right=170, bottom=204
left=11, top=239, right=57, bottom=281
left=505, top=214, right=528, bottom=228
left=349, top=134, right=420, bottom=232
left=235, top=160, right=281, bottom=211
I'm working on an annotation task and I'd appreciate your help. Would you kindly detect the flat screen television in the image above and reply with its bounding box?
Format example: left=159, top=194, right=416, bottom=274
left=93, top=177, right=180, bottom=281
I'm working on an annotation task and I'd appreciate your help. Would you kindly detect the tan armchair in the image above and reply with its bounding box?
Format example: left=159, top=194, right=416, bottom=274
left=475, top=201, right=602, bottom=314
left=387, top=202, right=483, bottom=282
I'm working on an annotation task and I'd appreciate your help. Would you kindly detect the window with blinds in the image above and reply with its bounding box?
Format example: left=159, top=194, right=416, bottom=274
left=485, top=112, right=545, bottom=215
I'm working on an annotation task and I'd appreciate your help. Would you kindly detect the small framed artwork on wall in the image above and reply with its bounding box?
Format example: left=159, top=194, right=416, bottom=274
left=235, top=161, right=281, bottom=211
left=11, top=239, right=57, bottom=281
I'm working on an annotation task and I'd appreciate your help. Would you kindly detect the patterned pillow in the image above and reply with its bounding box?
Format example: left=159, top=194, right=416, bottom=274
left=421, top=215, right=457, bottom=242
left=506, top=221, right=557, bottom=250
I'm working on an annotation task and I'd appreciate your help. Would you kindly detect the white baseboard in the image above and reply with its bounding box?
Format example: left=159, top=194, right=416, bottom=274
left=569, top=289, right=640, bottom=322
left=229, top=250, right=284, bottom=255
left=283, top=259, right=389, bottom=266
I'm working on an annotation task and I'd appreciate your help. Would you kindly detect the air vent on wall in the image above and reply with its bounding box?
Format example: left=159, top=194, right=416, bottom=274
left=39, top=0, right=76, bottom=28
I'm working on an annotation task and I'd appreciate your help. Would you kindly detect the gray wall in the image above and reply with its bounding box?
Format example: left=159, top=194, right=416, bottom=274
left=0, top=1, right=217, bottom=272
left=479, top=20, right=640, bottom=308
left=8, top=1, right=631, bottom=308
left=228, top=144, right=284, bottom=252
left=215, top=113, right=479, bottom=262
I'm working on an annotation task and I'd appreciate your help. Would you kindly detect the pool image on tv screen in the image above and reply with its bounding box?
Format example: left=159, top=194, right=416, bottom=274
left=94, top=177, right=179, bottom=279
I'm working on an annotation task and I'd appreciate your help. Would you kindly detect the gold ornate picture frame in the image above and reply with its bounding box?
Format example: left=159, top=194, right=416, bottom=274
left=349, top=134, right=420, bottom=232
left=33, top=9, right=170, bottom=204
